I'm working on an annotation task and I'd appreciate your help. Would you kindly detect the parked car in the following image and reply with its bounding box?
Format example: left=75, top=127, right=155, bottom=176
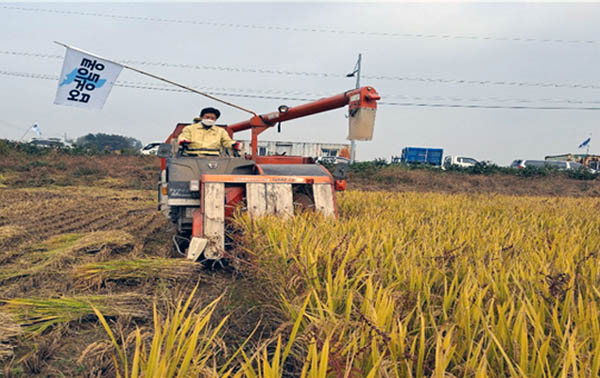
left=29, top=138, right=68, bottom=148
left=141, top=142, right=162, bottom=155
left=510, top=159, right=594, bottom=172
left=316, top=156, right=350, bottom=165
left=443, top=156, right=479, bottom=169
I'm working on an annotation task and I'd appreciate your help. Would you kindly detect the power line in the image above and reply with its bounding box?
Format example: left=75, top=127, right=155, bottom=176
left=0, top=69, right=327, bottom=97
left=0, top=119, right=21, bottom=132
left=0, top=51, right=62, bottom=59
left=117, top=81, right=600, bottom=105
left=383, top=94, right=600, bottom=105
left=2, top=5, right=599, bottom=45
left=363, top=75, right=600, bottom=90
left=3, top=69, right=600, bottom=111
left=115, top=81, right=600, bottom=107
left=378, top=101, right=600, bottom=111
left=4, top=69, right=600, bottom=104
left=3, top=49, right=600, bottom=91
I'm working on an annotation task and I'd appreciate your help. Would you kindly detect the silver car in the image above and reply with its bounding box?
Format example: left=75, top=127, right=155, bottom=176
left=510, top=159, right=594, bottom=172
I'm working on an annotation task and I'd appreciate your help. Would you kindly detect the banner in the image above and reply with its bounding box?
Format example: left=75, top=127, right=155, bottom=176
left=54, top=47, right=123, bottom=110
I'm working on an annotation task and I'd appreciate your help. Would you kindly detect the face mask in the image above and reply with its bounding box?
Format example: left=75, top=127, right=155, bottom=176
left=201, top=119, right=215, bottom=127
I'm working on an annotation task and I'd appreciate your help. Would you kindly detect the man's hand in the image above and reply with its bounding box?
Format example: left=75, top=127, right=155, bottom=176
left=232, top=142, right=241, bottom=151
left=179, top=140, right=191, bottom=147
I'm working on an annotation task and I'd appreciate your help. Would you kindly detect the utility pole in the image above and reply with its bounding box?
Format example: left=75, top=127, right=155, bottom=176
left=587, top=133, right=592, bottom=155
left=346, top=53, right=361, bottom=163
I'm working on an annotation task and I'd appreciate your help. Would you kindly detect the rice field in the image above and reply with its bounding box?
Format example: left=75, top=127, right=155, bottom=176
left=226, top=191, right=600, bottom=377
left=1, top=186, right=600, bottom=377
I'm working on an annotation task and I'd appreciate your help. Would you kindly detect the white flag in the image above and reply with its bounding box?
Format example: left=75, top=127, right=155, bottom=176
left=31, top=123, right=42, bottom=136
left=54, top=47, right=123, bottom=110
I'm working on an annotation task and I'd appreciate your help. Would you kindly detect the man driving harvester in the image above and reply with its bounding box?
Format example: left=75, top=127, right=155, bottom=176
left=178, top=107, right=241, bottom=156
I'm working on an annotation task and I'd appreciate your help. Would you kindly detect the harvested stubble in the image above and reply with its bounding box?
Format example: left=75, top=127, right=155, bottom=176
left=0, top=225, right=25, bottom=243
left=232, top=191, right=600, bottom=377
left=0, top=312, right=21, bottom=359
left=0, top=187, right=157, bottom=249
left=1, top=294, right=147, bottom=335
left=74, top=258, right=204, bottom=285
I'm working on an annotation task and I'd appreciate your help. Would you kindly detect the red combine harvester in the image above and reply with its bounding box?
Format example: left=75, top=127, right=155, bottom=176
left=156, top=86, right=380, bottom=262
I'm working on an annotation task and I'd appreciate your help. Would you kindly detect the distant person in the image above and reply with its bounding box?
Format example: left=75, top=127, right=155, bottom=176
left=177, top=107, right=241, bottom=156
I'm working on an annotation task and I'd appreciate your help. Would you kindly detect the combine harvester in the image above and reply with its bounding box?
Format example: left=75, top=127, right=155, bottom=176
left=157, top=86, right=380, bottom=262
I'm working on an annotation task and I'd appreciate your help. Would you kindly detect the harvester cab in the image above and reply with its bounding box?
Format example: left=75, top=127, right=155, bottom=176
left=157, top=86, right=380, bottom=262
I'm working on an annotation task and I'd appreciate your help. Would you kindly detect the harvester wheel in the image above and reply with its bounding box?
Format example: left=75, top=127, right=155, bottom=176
left=172, top=233, right=190, bottom=257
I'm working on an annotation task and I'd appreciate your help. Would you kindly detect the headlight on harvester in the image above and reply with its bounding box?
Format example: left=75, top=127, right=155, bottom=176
left=189, top=180, right=200, bottom=192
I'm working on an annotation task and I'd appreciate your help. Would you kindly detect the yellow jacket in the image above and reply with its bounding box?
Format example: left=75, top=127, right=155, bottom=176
left=177, top=123, right=235, bottom=156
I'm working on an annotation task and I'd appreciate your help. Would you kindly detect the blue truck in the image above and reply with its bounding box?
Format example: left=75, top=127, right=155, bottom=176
left=393, top=147, right=444, bottom=166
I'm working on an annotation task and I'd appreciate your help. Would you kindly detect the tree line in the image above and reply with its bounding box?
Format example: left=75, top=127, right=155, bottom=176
left=75, top=133, right=142, bottom=152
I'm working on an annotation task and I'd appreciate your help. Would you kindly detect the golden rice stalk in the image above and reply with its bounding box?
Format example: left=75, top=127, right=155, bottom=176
left=73, top=258, right=203, bottom=285
left=1, top=293, right=147, bottom=335
left=95, top=285, right=229, bottom=378
left=233, top=191, right=600, bottom=377
left=0, top=231, right=135, bottom=282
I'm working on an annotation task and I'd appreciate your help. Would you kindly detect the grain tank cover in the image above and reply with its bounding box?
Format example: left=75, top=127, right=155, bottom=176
left=257, top=164, right=330, bottom=177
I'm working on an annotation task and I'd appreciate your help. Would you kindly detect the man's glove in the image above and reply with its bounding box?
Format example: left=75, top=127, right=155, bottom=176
left=179, top=140, right=191, bottom=148
left=232, top=142, right=241, bottom=151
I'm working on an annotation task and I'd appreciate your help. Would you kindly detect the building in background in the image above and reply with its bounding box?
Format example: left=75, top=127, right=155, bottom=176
left=239, top=140, right=350, bottom=159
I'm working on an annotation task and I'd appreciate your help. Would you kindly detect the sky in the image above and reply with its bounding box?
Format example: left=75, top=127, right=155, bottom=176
left=1, top=1, right=599, bottom=164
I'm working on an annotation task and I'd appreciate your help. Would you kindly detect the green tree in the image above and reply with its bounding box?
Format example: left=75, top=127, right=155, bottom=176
left=75, top=133, right=142, bottom=152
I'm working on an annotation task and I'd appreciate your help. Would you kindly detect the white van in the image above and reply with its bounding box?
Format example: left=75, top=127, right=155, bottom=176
left=443, top=156, right=479, bottom=169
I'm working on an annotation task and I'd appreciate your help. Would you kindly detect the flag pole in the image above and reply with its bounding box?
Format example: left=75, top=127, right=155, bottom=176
left=54, top=41, right=257, bottom=116
left=19, top=127, right=30, bottom=141
left=346, top=53, right=361, bottom=164
left=588, top=133, right=591, bottom=155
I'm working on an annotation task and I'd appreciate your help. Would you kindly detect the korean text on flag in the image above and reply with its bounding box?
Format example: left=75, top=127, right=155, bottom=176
left=54, top=48, right=123, bottom=110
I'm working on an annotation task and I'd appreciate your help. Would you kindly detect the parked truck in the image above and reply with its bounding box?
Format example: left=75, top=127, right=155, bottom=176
left=392, top=147, right=444, bottom=166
